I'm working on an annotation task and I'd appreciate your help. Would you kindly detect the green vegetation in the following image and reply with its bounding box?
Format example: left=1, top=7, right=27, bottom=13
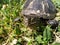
left=0, top=0, right=60, bottom=45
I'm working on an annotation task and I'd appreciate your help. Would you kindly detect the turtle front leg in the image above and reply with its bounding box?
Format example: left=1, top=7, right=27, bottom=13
left=23, top=16, right=31, bottom=27
left=23, top=16, right=29, bottom=27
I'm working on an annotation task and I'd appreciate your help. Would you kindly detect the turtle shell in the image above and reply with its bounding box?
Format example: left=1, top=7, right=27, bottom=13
left=22, top=0, right=56, bottom=19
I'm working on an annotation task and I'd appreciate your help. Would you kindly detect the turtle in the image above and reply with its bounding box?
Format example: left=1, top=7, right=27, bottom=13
left=21, top=0, right=58, bottom=29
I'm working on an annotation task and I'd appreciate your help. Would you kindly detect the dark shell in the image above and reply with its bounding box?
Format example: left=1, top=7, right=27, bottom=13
left=22, top=0, right=56, bottom=19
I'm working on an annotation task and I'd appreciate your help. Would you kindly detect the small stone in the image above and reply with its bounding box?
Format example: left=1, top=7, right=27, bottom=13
left=12, top=39, right=17, bottom=44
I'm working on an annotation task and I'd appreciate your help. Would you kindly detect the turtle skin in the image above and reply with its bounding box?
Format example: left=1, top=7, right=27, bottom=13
left=22, top=0, right=58, bottom=28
